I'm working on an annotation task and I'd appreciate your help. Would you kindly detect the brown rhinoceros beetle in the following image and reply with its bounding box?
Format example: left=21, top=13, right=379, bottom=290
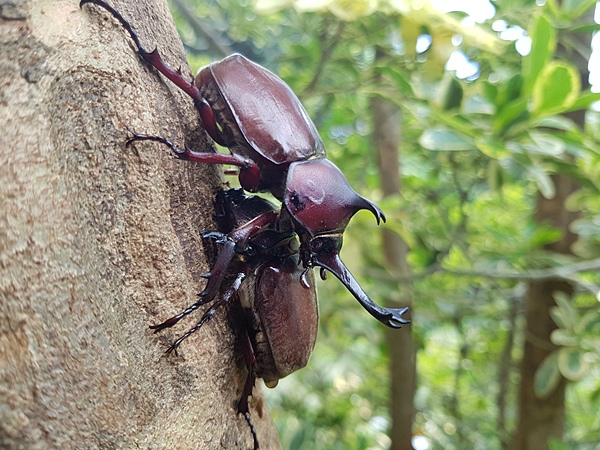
left=80, top=0, right=409, bottom=329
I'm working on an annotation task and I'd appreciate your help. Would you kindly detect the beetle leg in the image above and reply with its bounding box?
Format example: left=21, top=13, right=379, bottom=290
left=80, top=0, right=228, bottom=146
left=80, top=0, right=199, bottom=101
left=150, top=239, right=237, bottom=332
left=164, top=272, right=247, bottom=355
left=126, top=131, right=260, bottom=187
left=150, top=211, right=278, bottom=332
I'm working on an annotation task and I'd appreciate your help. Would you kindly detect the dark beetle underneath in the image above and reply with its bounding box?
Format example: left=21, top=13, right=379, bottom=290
left=80, top=0, right=409, bottom=447
left=175, top=189, right=318, bottom=449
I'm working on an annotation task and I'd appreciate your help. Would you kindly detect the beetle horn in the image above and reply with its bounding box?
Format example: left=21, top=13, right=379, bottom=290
left=359, top=196, right=386, bottom=225
left=314, top=252, right=409, bottom=329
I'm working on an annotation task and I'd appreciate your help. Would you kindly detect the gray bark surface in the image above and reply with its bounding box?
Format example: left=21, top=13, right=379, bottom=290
left=0, top=1, right=281, bottom=448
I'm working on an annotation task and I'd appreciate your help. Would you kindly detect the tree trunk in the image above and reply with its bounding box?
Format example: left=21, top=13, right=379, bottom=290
left=514, top=6, right=592, bottom=448
left=370, top=96, right=416, bottom=450
left=0, top=1, right=280, bottom=448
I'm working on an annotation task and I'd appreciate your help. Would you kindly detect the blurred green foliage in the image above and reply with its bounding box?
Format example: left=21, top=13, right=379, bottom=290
left=169, top=0, right=600, bottom=448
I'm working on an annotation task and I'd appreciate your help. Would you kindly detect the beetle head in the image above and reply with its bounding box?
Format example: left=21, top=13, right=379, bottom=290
left=283, top=159, right=409, bottom=329
left=284, top=158, right=384, bottom=235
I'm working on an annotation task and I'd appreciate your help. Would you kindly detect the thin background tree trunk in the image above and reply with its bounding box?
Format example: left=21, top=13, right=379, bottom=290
left=514, top=5, right=593, bottom=448
left=0, top=1, right=280, bottom=448
left=370, top=95, right=416, bottom=450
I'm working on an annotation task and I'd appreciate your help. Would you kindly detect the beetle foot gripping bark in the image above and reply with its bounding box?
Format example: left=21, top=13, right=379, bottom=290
left=126, top=131, right=261, bottom=190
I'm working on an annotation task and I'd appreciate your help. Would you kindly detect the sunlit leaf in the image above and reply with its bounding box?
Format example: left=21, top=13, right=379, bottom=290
left=523, top=14, right=556, bottom=93
left=328, top=0, right=378, bottom=20
left=532, top=61, right=581, bottom=117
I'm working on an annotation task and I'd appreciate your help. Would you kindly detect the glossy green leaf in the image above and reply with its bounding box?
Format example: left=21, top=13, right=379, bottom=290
left=534, top=351, right=562, bottom=398
left=532, top=61, right=581, bottom=117
left=523, top=14, right=555, bottom=93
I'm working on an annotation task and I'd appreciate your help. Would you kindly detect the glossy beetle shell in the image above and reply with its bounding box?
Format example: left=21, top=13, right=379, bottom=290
left=195, top=54, right=325, bottom=166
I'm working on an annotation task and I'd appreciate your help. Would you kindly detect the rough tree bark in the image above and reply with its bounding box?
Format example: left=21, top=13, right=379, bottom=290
left=0, top=1, right=280, bottom=448
left=370, top=96, right=416, bottom=450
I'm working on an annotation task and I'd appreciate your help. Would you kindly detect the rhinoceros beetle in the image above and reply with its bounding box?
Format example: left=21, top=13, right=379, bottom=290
left=80, top=0, right=409, bottom=329
left=155, top=188, right=318, bottom=449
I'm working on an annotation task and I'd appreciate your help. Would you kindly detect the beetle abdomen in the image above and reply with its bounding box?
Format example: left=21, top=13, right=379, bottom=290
left=252, top=259, right=318, bottom=383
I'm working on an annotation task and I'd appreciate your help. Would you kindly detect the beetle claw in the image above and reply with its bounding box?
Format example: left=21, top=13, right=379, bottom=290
left=319, top=267, right=327, bottom=281
left=201, top=230, right=227, bottom=243
left=300, top=267, right=312, bottom=289
left=383, top=307, right=411, bottom=329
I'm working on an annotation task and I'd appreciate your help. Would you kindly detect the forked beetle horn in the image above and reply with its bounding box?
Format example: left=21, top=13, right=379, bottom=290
left=315, top=252, right=409, bottom=329
left=359, top=196, right=386, bottom=225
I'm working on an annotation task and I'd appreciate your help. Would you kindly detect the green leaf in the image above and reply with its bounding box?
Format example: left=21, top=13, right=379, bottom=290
left=553, top=291, right=579, bottom=329
left=528, top=131, right=566, bottom=157
left=419, top=127, right=474, bottom=151
left=579, top=309, right=600, bottom=333
left=475, top=138, right=510, bottom=159
left=557, top=347, right=589, bottom=381
left=534, top=351, right=562, bottom=398
left=527, top=166, right=555, bottom=199
left=523, top=14, right=556, bottom=93
left=550, top=329, right=578, bottom=346
left=437, top=75, right=463, bottom=111
left=373, top=66, right=414, bottom=96
left=493, top=98, right=528, bottom=135
left=568, top=22, right=600, bottom=34
left=560, top=0, right=598, bottom=19
left=532, top=61, right=581, bottom=117
left=534, top=116, right=579, bottom=132
left=566, top=90, right=600, bottom=112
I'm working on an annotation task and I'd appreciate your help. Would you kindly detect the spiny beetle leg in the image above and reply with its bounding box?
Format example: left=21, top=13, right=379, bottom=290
left=81, top=1, right=228, bottom=147
left=80, top=0, right=202, bottom=102
left=125, top=131, right=259, bottom=176
left=150, top=240, right=236, bottom=333
left=165, top=272, right=246, bottom=355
